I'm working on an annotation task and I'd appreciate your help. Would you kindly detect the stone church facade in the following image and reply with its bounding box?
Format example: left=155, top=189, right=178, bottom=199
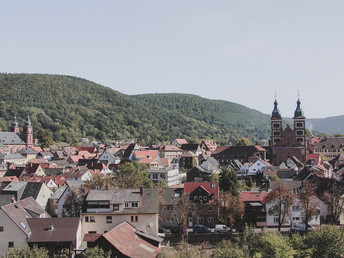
left=270, top=99, right=306, bottom=165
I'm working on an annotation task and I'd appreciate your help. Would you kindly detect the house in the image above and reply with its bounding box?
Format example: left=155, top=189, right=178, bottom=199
left=81, top=188, right=159, bottom=238
left=62, top=166, right=93, bottom=181
left=84, top=221, right=161, bottom=258
left=159, top=145, right=182, bottom=165
left=171, top=138, right=188, bottom=147
left=27, top=217, right=82, bottom=254
left=98, top=148, right=121, bottom=164
left=186, top=158, right=220, bottom=182
left=241, top=191, right=270, bottom=227
left=0, top=153, right=27, bottom=166
left=17, top=148, right=38, bottom=162
left=133, top=150, right=159, bottom=161
left=159, top=187, right=184, bottom=229
left=263, top=187, right=321, bottom=228
left=25, top=163, right=45, bottom=176
left=0, top=197, right=50, bottom=255
left=4, top=166, right=26, bottom=180
left=149, top=168, right=183, bottom=187
left=184, top=182, right=220, bottom=228
left=58, top=180, right=85, bottom=217
left=122, top=143, right=141, bottom=161
left=311, top=137, right=344, bottom=160
left=180, top=144, right=203, bottom=156
left=2, top=181, right=53, bottom=209
left=212, top=145, right=266, bottom=166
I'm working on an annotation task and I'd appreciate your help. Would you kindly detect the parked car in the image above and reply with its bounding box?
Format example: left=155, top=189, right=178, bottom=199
left=290, top=223, right=314, bottom=233
left=215, top=224, right=230, bottom=233
left=170, top=226, right=186, bottom=233
left=193, top=224, right=211, bottom=233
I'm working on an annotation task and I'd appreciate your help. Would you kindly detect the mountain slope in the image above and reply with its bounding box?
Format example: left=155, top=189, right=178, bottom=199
left=0, top=73, right=270, bottom=144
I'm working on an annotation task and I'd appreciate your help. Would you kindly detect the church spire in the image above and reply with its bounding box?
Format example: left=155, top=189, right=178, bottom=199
left=25, top=115, right=31, bottom=126
left=294, top=98, right=304, bottom=118
left=271, top=99, right=282, bottom=119
left=12, top=115, right=20, bottom=134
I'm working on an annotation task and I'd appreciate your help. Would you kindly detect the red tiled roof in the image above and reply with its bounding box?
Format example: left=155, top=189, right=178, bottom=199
left=255, top=145, right=266, bottom=152
left=174, top=139, right=188, bottom=145
left=184, top=182, right=219, bottom=197
left=83, top=233, right=102, bottom=242
left=134, top=150, right=158, bottom=159
left=102, top=222, right=160, bottom=258
left=240, top=191, right=269, bottom=203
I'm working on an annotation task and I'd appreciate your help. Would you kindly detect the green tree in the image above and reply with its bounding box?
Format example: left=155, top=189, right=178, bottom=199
left=234, top=137, right=252, bottom=146
left=269, top=181, right=295, bottom=231
left=213, top=240, right=247, bottom=258
left=37, top=129, right=54, bottom=148
left=219, top=167, right=240, bottom=196
left=217, top=190, right=244, bottom=231
left=254, top=230, right=296, bottom=258
left=79, top=246, right=112, bottom=258
left=298, top=182, right=319, bottom=232
left=306, top=225, right=344, bottom=258
left=6, top=245, right=49, bottom=258
left=322, top=182, right=344, bottom=224
left=115, top=161, right=153, bottom=189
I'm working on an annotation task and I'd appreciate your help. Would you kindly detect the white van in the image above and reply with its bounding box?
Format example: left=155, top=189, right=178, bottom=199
left=215, top=224, right=230, bottom=233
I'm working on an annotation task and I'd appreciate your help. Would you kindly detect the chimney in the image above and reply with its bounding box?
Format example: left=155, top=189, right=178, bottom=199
left=48, top=224, right=54, bottom=231
left=140, top=186, right=143, bottom=196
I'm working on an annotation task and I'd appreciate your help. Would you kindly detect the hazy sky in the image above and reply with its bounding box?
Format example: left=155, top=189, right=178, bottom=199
left=1, top=1, right=343, bottom=118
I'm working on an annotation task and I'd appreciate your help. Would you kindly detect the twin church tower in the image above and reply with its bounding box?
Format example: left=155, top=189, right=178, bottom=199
left=11, top=115, right=33, bottom=148
left=270, top=98, right=306, bottom=165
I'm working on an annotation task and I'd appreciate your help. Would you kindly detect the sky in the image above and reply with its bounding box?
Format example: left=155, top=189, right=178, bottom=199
left=1, top=1, right=343, bottom=119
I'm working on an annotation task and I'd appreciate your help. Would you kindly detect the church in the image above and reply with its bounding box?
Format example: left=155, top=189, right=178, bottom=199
left=0, top=115, right=34, bottom=154
left=270, top=99, right=306, bottom=165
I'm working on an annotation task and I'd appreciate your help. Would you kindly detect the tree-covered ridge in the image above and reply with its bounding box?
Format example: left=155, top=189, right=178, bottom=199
left=0, top=73, right=270, bottom=145
left=134, top=93, right=271, bottom=142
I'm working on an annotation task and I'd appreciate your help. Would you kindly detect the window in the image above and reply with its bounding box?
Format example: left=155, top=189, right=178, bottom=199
left=125, top=203, right=129, bottom=208
left=211, top=183, right=215, bottom=188
left=194, top=196, right=198, bottom=200
left=198, top=217, right=204, bottom=223
left=131, top=202, right=138, bottom=208
left=0, top=226, right=3, bottom=232
left=8, top=242, right=14, bottom=248
left=208, top=206, right=214, bottom=212
left=166, top=206, right=172, bottom=211
left=203, top=196, right=207, bottom=201
left=88, top=231, right=97, bottom=234
left=274, top=131, right=280, bottom=136
left=106, top=216, right=112, bottom=223
left=199, top=196, right=202, bottom=200
left=85, top=216, right=89, bottom=222
left=131, top=215, right=138, bottom=222
left=113, top=204, right=119, bottom=211
left=297, top=130, right=304, bottom=136
left=208, top=217, right=214, bottom=223
left=273, top=217, right=279, bottom=223
left=296, top=122, right=303, bottom=128
left=153, top=174, right=158, bottom=179
left=198, top=207, right=203, bottom=212
left=90, top=216, right=95, bottom=222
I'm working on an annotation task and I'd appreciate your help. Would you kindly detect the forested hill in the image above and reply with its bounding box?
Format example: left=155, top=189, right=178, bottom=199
left=0, top=73, right=271, bottom=145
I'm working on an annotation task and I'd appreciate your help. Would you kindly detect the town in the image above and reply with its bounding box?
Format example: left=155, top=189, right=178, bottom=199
left=1, top=98, right=344, bottom=257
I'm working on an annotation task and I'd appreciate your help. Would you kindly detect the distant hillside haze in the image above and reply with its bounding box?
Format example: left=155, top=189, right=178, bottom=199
left=0, top=73, right=342, bottom=145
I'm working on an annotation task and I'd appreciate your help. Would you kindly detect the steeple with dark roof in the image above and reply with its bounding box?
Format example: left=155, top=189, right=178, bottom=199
left=25, top=115, right=31, bottom=126
left=294, top=99, right=304, bottom=118
left=271, top=99, right=282, bottom=119
left=12, top=115, right=20, bottom=134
